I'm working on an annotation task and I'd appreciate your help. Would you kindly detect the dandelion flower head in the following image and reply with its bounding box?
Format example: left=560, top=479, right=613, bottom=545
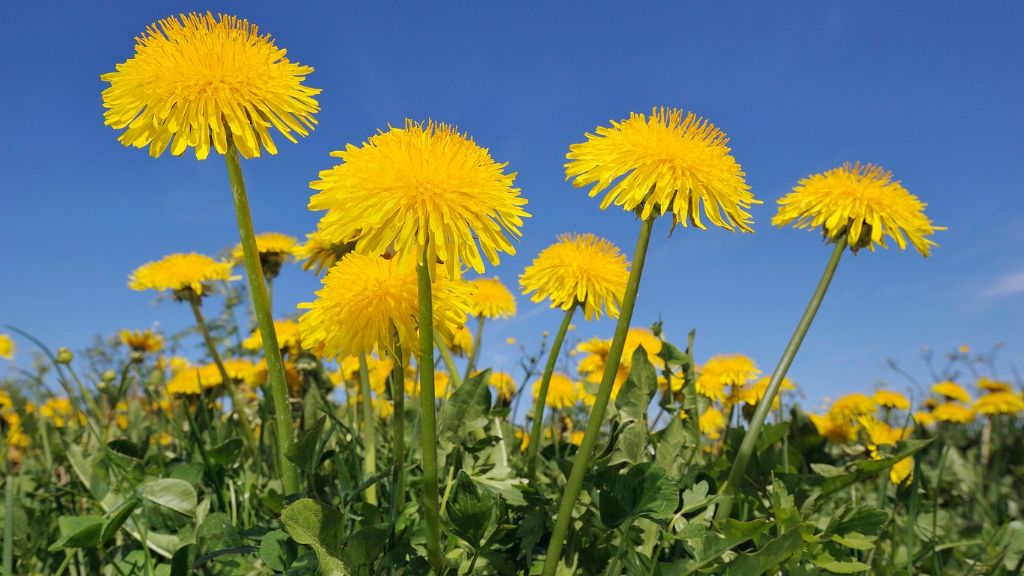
left=534, top=373, right=579, bottom=410
left=309, top=120, right=529, bottom=275
left=696, top=354, right=760, bottom=403
left=119, top=329, right=165, bottom=354
left=128, top=253, right=237, bottom=298
left=0, top=335, right=15, bottom=360
left=974, top=392, right=1024, bottom=416
left=566, top=107, right=756, bottom=231
left=520, top=233, right=629, bottom=321
left=931, top=381, right=972, bottom=404
left=467, top=277, right=517, bottom=319
left=872, top=389, right=910, bottom=411
left=101, top=12, right=319, bottom=160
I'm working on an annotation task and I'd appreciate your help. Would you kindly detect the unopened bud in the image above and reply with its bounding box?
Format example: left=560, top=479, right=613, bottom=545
left=56, top=348, right=74, bottom=364
left=101, top=370, right=117, bottom=384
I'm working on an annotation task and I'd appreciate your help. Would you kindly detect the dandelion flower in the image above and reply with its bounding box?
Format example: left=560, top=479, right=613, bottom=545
left=872, top=389, right=910, bottom=411
left=166, top=364, right=223, bottom=395
left=298, top=253, right=470, bottom=360
left=101, top=12, right=319, bottom=160
left=520, top=233, right=629, bottom=320
left=404, top=371, right=451, bottom=399
left=773, top=162, right=943, bottom=256
left=40, top=398, right=85, bottom=428
left=534, top=373, right=578, bottom=410
left=309, top=120, right=529, bottom=275
left=489, top=371, right=516, bottom=402
left=566, top=107, right=756, bottom=231
left=974, top=392, right=1024, bottom=416
left=745, top=376, right=796, bottom=408
left=828, top=394, right=877, bottom=422
left=809, top=413, right=858, bottom=443
left=932, top=402, right=974, bottom=424
left=931, top=381, right=971, bottom=404
left=233, top=232, right=298, bottom=279
left=296, top=228, right=355, bottom=275
left=976, top=377, right=1013, bottom=394
left=467, top=277, right=517, bottom=319
left=119, top=329, right=164, bottom=354
left=374, top=398, right=394, bottom=419
left=913, top=411, right=935, bottom=427
left=446, top=324, right=474, bottom=358
left=243, top=320, right=302, bottom=353
left=128, top=253, right=237, bottom=298
left=0, top=334, right=15, bottom=360
left=890, top=457, right=914, bottom=485
left=699, top=407, right=727, bottom=440
left=696, top=354, right=760, bottom=403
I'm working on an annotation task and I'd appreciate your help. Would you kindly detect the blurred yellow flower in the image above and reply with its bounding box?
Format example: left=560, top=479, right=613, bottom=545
left=699, top=407, right=727, bottom=440
left=101, top=12, right=319, bottom=160
left=489, top=371, right=517, bottom=402
left=974, top=392, right=1024, bottom=416
left=119, top=329, right=164, bottom=354
left=309, top=120, right=529, bottom=275
left=374, top=398, right=394, bottom=419
left=931, top=381, right=971, bottom=404
left=809, top=413, right=858, bottom=443
left=243, top=320, right=302, bottom=353
left=828, top=394, right=877, bottom=422
left=696, top=354, right=760, bottom=404
left=405, top=371, right=450, bottom=399
left=890, top=457, right=914, bottom=485
left=932, top=402, right=974, bottom=424
left=566, top=107, right=756, bottom=231
left=976, top=377, right=1012, bottom=394
left=40, top=398, right=85, bottom=428
left=129, top=253, right=237, bottom=298
left=299, top=253, right=470, bottom=360
left=570, top=431, right=585, bottom=446
left=519, top=233, right=630, bottom=321
left=505, top=337, right=517, bottom=346
left=773, top=162, right=943, bottom=256
left=166, top=363, right=222, bottom=395
left=576, top=328, right=664, bottom=399
left=232, top=232, right=298, bottom=261
left=296, top=228, right=355, bottom=275
left=447, top=324, right=474, bottom=358
left=0, top=334, right=14, bottom=360
left=872, top=389, right=910, bottom=411
left=743, top=376, right=796, bottom=409
left=467, top=277, right=517, bottom=319
left=534, top=373, right=578, bottom=410
left=913, top=411, right=936, bottom=427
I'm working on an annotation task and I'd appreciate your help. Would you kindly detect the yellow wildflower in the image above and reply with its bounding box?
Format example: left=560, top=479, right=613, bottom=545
left=128, top=253, right=237, bottom=298
left=974, top=392, right=1024, bottom=416
left=696, top=354, right=760, bottom=404
left=534, top=373, right=578, bottom=410
left=932, top=403, right=974, bottom=424
left=119, top=329, right=164, bottom=354
left=467, top=277, right=517, bottom=319
left=0, top=334, right=14, bottom=360
left=872, top=389, right=910, bottom=411
left=699, top=407, right=727, bottom=440
left=931, top=381, right=971, bottom=404
left=489, top=371, right=517, bottom=402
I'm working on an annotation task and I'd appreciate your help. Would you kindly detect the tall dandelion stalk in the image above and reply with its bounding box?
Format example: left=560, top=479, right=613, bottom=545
left=544, top=108, right=756, bottom=574
left=305, top=119, right=527, bottom=571
left=102, top=12, right=321, bottom=495
left=519, top=233, right=629, bottom=476
left=715, top=162, right=943, bottom=521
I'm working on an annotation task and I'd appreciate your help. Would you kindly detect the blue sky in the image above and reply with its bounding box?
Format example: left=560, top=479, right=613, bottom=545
left=1, top=2, right=1022, bottom=406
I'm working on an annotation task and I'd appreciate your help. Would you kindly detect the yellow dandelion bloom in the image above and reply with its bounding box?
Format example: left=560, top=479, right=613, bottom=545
left=332, top=356, right=362, bottom=388
left=828, top=394, right=877, bottom=422
left=158, top=432, right=173, bottom=447
left=467, top=277, right=517, bottom=319
left=243, top=320, right=302, bottom=353
left=309, top=120, right=529, bottom=275
left=859, top=417, right=913, bottom=446
left=0, top=334, right=14, bottom=360
left=696, top=354, right=760, bottom=403
left=119, top=329, right=164, bottom=354
left=931, top=381, right=971, bottom=404
left=232, top=232, right=298, bottom=260
left=576, top=329, right=664, bottom=399
left=958, top=345, right=970, bottom=354
left=447, top=324, right=474, bottom=358
left=977, top=377, right=1013, bottom=394
left=520, top=233, right=629, bottom=321
left=505, top=337, right=517, bottom=346
left=374, top=398, right=394, bottom=420
left=932, top=402, right=974, bottom=424
left=566, top=107, right=756, bottom=231
left=974, top=392, right=1024, bottom=416
left=534, top=373, right=578, bottom=410
left=913, top=411, right=936, bottom=427
left=129, top=253, right=237, bottom=298
left=516, top=429, right=530, bottom=453
left=699, top=407, right=727, bottom=440
left=773, top=162, right=943, bottom=256
left=570, top=431, right=585, bottom=446
left=890, top=456, right=914, bottom=485
left=296, top=228, right=355, bottom=275
left=489, top=371, right=517, bottom=402
left=744, top=376, right=796, bottom=408
left=166, top=364, right=223, bottom=395
left=405, top=371, right=450, bottom=399
left=366, top=356, right=395, bottom=396
left=40, top=398, right=85, bottom=428
left=101, top=12, right=319, bottom=160
left=809, top=413, right=858, bottom=443
left=872, top=389, right=910, bottom=411
left=658, top=373, right=685, bottom=394
left=299, top=253, right=470, bottom=360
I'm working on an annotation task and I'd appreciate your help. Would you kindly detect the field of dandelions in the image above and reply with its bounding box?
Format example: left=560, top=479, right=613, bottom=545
left=1, top=11, right=1021, bottom=576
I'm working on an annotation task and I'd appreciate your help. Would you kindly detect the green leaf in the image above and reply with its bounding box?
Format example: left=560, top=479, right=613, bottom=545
left=207, top=437, right=245, bottom=467
left=281, top=498, right=348, bottom=576
left=196, top=512, right=242, bottom=554
left=445, top=470, right=497, bottom=548
left=286, top=416, right=326, bottom=474
left=599, top=463, right=677, bottom=528
left=654, top=414, right=691, bottom=482
left=340, top=525, right=388, bottom=573
left=100, top=496, right=140, bottom=543
left=439, top=369, right=491, bottom=444
left=139, top=478, right=197, bottom=517
left=260, top=529, right=298, bottom=572
left=810, top=552, right=870, bottom=573
left=727, top=526, right=803, bottom=575
left=830, top=532, right=876, bottom=551
left=664, top=519, right=773, bottom=575
left=615, top=347, right=658, bottom=420
left=680, top=480, right=715, bottom=515
left=49, top=515, right=104, bottom=551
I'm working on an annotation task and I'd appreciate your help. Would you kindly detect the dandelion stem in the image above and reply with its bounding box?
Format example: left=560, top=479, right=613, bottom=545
left=715, top=237, right=845, bottom=522
left=464, top=315, right=485, bottom=382
left=543, top=217, right=655, bottom=576
left=416, top=251, right=444, bottom=572
left=358, top=353, right=378, bottom=506
left=188, top=296, right=255, bottom=449
left=224, top=135, right=299, bottom=495
left=526, top=304, right=577, bottom=478
left=436, top=338, right=463, bottom=391
left=390, top=344, right=407, bottom=517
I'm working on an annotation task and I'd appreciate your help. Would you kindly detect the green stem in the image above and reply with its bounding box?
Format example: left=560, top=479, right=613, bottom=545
left=542, top=217, right=655, bottom=576
left=715, top=237, right=845, bottom=522
left=188, top=296, right=256, bottom=449
left=526, top=304, right=577, bottom=478
left=436, top=338, right=464, bottom=391
left=358, top=353, right=378, bottom=506
left=463, top=315, right=485, bottom=382
left=416, top=253, right=444, bottom=572
left=390, top=345, right=407, bottom=517
left=3, top=469, right=14, bottom=576
left=224, top=135, right=299, bottom=495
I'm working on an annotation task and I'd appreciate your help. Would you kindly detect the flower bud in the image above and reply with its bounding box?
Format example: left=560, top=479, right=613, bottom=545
left=56, top=347, right=74, bottom=364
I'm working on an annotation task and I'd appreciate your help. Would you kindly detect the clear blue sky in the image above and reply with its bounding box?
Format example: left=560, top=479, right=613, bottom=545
left=1, top=2, right=1022, bottom=405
